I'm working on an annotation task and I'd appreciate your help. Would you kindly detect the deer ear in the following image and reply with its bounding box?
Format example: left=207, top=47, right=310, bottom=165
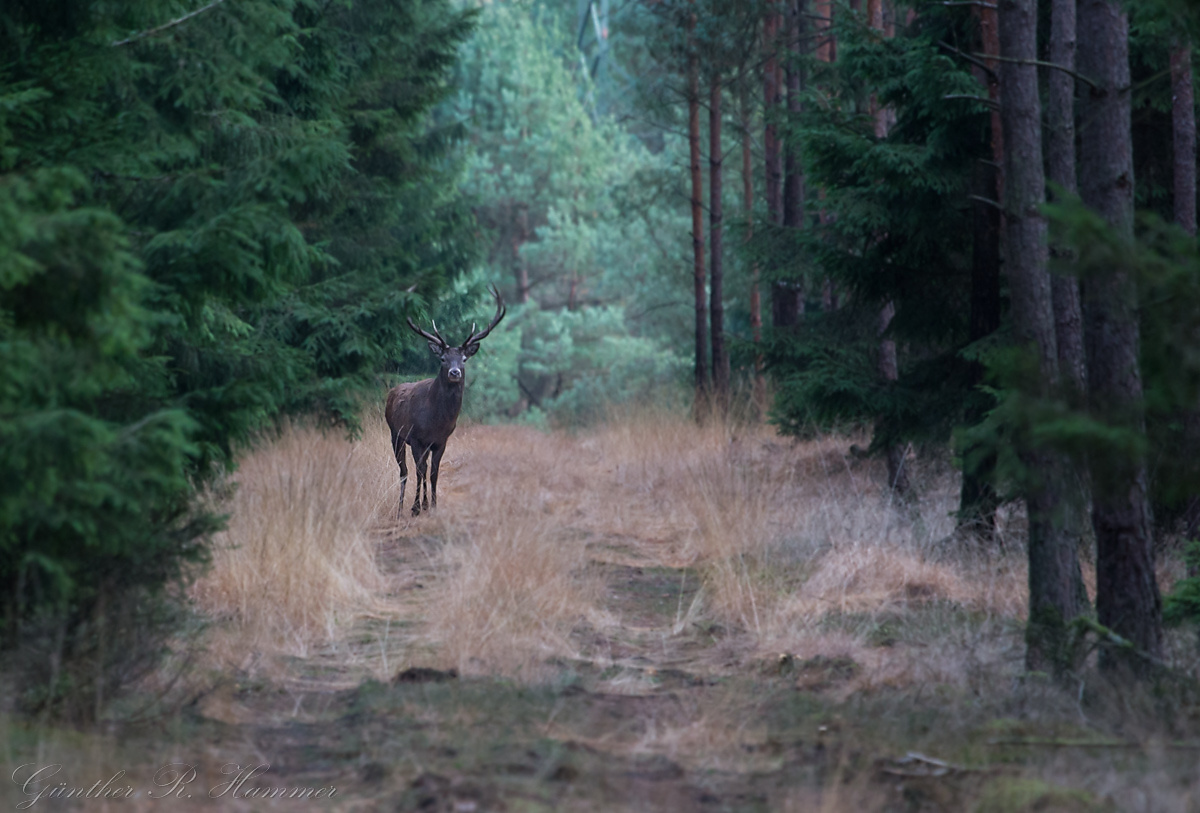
left=462, top=342, right=481, bottom=359
left=427, top=340, right=444, bottom=357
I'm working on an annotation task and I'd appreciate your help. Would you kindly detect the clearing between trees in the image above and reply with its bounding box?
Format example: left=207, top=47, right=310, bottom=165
left=5, top=413, right=1199, bottom=811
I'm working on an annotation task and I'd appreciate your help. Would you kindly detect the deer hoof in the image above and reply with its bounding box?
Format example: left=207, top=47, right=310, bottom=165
left=411, top=504, right=421, bottom=517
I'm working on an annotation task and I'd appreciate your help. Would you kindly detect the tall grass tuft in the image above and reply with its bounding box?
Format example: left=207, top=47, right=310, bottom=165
left=428, top=507, right=602, bottom=680
left=192, top=421, right=396, bottom=657
left=415, top=424, right=605, bottom=680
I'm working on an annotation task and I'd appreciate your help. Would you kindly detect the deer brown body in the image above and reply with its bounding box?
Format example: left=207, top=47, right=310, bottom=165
left=386, top=286, right=505, bottom=517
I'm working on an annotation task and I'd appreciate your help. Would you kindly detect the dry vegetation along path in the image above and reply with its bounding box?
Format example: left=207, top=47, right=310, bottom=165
left=7, top=415, right=1200, bottom=811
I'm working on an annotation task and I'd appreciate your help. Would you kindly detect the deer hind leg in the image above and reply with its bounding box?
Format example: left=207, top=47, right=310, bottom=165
left=393, top=430, right=408, bottom=519
left=418, top=448, right=431, bottom=511
left=429, top=444, right=445, bottom=509
left=412, top=446, right=430, bottom=516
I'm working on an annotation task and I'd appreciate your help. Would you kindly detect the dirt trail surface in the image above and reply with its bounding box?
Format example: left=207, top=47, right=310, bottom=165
left=5, top=420, right=1196, bottom=811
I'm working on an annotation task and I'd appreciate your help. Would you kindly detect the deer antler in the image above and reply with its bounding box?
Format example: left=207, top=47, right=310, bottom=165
left=463, top=285, right=507, bottom=348
left=406, top=316, right=449, bottom=349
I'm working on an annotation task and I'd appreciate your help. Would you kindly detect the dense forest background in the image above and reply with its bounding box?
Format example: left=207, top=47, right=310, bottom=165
left=5, top=0, right=1200, bottom=717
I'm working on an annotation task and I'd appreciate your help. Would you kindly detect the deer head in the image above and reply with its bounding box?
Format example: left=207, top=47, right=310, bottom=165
left=405, top=285, right=506, bottom=385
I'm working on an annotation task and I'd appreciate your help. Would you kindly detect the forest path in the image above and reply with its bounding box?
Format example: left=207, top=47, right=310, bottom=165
left=8, top=421, right=1152, bottom=812
left=178, top=420, right=885, bottom=810
left=187, top=420, right=949, bottom=810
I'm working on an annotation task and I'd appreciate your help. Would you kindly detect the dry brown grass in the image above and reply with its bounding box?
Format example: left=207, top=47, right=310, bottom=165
left=17, top=407, right=1200, bottom=813
left=422, top=503, right=605, bottom=679
left=192, top=404, right=1033, bottom=692
left=520, top=410, right=1028, bottom=687
left=393, top=422, right=607, bottom=679
left=192, top=419, right=397, bottom=660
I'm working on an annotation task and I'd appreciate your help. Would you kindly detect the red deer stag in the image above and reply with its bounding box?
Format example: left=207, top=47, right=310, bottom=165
left=386, top=286, right=506, bottom=517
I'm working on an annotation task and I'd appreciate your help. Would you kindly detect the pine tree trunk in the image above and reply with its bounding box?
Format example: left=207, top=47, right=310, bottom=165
left=814, top=0, right=834, bottom=62
left=877, top=302, right=910, bottom=496
left=999, top=0, right=1088, bottom=676
left=688, top=28, right=709, bottom=416
left=958, top=1, right=1005, bottom=539
left=742, top=88, right=767, bottom=420
left=815, top=0, right=835, bottom=312
left=1171, top=43, right=1198, bottom=547
left=1044, top=0, right=1092, bottom=593
left=783, top=0, right=804, bottom=231
left=780, top=0, right=805, bottom=331
left=868, top=0, right=907, bottom=498
left=764, top=2, right=797, bottom=327
left=1077, top=0, right=1163, bottom=676
left=1173, top=43, right=1196, bottom=236
left=1047, top=0, right=1085, bottom=393
left=710, top=76, right=729, bottom=413
left=763, top=6, right=783, bottom=226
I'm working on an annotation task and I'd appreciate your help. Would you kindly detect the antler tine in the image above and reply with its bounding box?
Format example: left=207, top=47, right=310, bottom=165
left=430, top=319, right=449, bottom=347
left=406, top=316, right=448, bottom=348
left=464, top=284, right=507, bottom=347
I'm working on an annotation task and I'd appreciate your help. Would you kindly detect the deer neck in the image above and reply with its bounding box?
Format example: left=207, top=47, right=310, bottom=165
left=431, top=373, right=465, bottom=414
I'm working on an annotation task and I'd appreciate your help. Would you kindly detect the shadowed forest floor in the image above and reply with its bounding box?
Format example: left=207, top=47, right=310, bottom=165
left=5, top=415, right=1200, bottom=811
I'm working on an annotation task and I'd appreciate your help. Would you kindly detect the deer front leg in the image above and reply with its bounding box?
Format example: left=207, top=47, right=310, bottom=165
left=393, top=431, right=408, bottom=519
left=430, top=444, right=445, bottom=509
left=412, top=446, right=430, bottom=516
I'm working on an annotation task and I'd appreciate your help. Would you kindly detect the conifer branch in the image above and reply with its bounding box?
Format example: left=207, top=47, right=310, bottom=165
left=112, top=0, right=230, bottom=47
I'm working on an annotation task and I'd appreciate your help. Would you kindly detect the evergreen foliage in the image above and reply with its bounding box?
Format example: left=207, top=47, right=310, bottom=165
left=764, top=4, right=989, bottom=449
left=0, top=0, right=474, bottom=714
left=447, top=0, right=692, bottom=423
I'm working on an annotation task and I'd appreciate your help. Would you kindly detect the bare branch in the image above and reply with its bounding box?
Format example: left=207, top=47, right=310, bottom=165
left=943, top=94, right=1000, bottom=109
left=112, top=0, right=230, bottom=47
left=969, top=194, right=1003, bottom=210
left=941, top=1, right=997, bottom=7
left=937, top=40, right=998, bottom=82
left=972, top=52, right=1099, bottom=90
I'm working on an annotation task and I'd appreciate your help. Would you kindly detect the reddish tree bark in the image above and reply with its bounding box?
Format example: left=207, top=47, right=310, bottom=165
left=764, top=1, right=798, bottom=327
left=814, top=0, right=834, bottom=62
left=688, top=21, right=709, bottom=414
left=763, top=5, right=783, bottom=225
left=815, top=0, right=835, bottom=312
left=742, top=88, right=766, bottom=419
left=868, top=0, right=908, bottom=497
left=710, top=75, right=729, bottom=412
left=980, top=3, right=1003, bottom=200
left=1078, top=0, right=1163, bottom=676
left=783, top=0, right=805, bottom=232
